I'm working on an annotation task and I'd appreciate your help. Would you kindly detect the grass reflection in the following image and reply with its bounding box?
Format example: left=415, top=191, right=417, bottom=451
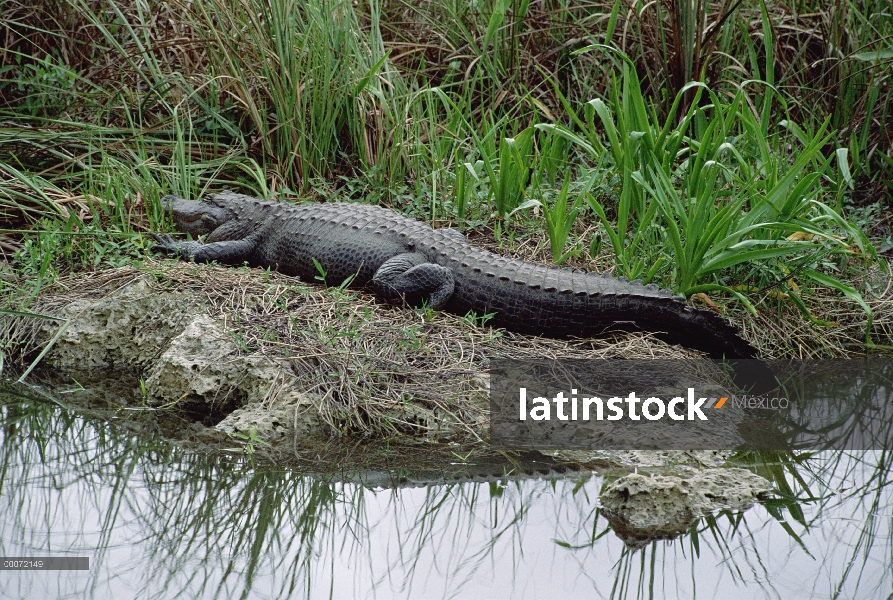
left=1, top=386, right=890, bottom=599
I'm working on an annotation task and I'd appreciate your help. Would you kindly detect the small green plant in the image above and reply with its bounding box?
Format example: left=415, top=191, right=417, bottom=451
left=462, top=310, right=496, bottom=328
left=589, top=233, right=602, bottom=260
left=312, top=258, right=327, bottom=284
left=230, top=315, right=250, bottom=352
left=537, top=170, right=596, bottom=265
left=5, top=53, right=79, bottom=117
left=396, top=324, right=425, bottom=352
left=536, top=127, right=569, bottom=186
left=260, top=326, right=280, bottom=343
left=487, top=127, right=536, bottom=219
left=228, top=426, right=269, bottom=458
left=418, top=304, right=437, bottom=322
left=336, top=273, right=356, bottom=292
left=56, top=377, right=85, bottom=393
left=452, top=153, right=481, bottom=221
left=450, top=449, right=474, bottom=463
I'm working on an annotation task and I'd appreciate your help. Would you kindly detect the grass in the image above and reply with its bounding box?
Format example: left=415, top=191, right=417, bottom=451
left=4, top=261, right=708, bottom=439
left=0, top=0, right=891, bottom=383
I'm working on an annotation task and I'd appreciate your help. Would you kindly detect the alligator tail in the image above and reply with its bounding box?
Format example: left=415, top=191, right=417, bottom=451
left=629, top=299, right=778, bottom=394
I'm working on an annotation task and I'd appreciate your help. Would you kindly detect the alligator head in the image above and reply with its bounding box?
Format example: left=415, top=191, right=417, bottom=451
left=161, top=195, right=230, bottom=238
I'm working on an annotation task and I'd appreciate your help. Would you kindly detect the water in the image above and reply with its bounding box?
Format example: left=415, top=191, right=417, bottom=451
left=1, top=390, right=891, bottom=599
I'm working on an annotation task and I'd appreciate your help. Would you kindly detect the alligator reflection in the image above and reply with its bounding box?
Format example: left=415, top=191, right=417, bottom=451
left=1, top=390, right=890, bottom=600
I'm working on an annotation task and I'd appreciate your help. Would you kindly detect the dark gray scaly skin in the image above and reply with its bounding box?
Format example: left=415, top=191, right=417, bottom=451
left=151, top=192, right=772, bottom=377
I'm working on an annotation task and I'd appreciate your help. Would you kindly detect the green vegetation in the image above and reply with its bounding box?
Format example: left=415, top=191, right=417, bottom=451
left=1, top=0, right=891, bottom=355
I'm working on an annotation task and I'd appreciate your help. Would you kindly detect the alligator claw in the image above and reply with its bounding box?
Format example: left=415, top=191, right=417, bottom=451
left=150, top=232, right=179, bottom=255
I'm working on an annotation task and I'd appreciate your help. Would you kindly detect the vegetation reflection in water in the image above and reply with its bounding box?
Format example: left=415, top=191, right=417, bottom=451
left=0, top=391, right=891, bottom=600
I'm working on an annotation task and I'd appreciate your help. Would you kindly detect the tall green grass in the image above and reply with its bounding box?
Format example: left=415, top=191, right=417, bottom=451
left=191, top=0, right=393, bottom=191
left=539, top=52, right=877, bottom=334
left=0, top=0, right=888, bottom=350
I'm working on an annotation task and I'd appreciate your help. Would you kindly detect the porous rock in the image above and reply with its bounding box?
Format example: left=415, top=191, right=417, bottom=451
left=43, top=279, right=199, bottom=369
left=215, top=402, right=305, bottom=445
left=142, top=314, right=318, bottom=430
left=600, top=468, right=772, bottom=547
left=40, top=278, right=322, bottom=439
left=546, top=450, right=733, bottom=469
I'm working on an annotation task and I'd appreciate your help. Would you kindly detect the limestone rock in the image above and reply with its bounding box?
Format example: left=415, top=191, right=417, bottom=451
left=38, top=277, right=321, bottom=438
left=601, top=468, right=772, bottom=547
left=143, top=313, right=320, bottom=434
left=215, top=402, right=306, bottom=445
left=43, top=279, right=199, bottom=370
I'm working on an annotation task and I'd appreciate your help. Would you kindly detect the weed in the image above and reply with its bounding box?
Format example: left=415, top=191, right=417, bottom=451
left=228, top=426, right=269, bottom=458
left=462, top=310, right=496, bottom=328
left=3, top=52, right=79, bottom=117
left=139, top=378, right=149, bottom=405
left=312, top=258, right=327, bottom=284
left=230, top=315, right=250, bottom=353
left=536, top=169, right=595, bottom=265
left=450, top=450, right=474, bottom=463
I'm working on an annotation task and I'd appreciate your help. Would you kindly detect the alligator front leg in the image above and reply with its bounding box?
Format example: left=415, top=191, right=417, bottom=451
left=151, top=233, right=255, bottom=265
left=372, top=252, right=455, bottom=310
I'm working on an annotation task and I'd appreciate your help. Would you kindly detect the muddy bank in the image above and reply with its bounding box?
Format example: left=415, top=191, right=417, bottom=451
left=7, top=262, right=701, bottom=446
left=1, top=262, right=779, bottom=547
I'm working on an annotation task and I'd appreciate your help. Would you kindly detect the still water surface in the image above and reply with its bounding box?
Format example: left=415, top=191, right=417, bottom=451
left=1, top=391, right=891, bottom=599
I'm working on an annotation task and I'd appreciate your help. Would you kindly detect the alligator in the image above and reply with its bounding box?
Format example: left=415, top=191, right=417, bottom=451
left=327, top=454, right=596, bottom=490
left=151, top=192, right=776, bottom=390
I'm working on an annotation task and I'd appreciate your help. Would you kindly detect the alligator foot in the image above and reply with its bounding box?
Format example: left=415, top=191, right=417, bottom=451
left=150, top=233, right=181, bottom=256
left=150, top=232, right=255, bottom=264
left=372, top=253, right=455, bottom=310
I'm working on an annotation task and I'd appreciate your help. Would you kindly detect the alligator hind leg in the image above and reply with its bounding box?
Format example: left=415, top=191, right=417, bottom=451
left=372, top=253, right=455, bottom=310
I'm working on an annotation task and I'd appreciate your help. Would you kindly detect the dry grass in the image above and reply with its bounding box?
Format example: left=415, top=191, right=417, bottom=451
left=4, top=250, right=890, bottom=441
left=732, top=268, right=893, bottom=359
left=0, top=0, right=201, bottom=112
left=3, top=259, right=696, bottom=439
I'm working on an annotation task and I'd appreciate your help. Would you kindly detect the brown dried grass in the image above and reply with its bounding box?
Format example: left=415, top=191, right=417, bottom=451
left=4, top=250, right=889, bottom=440
left=3, top=259, right=694, bottom=439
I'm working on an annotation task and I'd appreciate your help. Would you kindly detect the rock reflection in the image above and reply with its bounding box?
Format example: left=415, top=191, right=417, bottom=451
left=0, top=387, right=890, bottom=599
